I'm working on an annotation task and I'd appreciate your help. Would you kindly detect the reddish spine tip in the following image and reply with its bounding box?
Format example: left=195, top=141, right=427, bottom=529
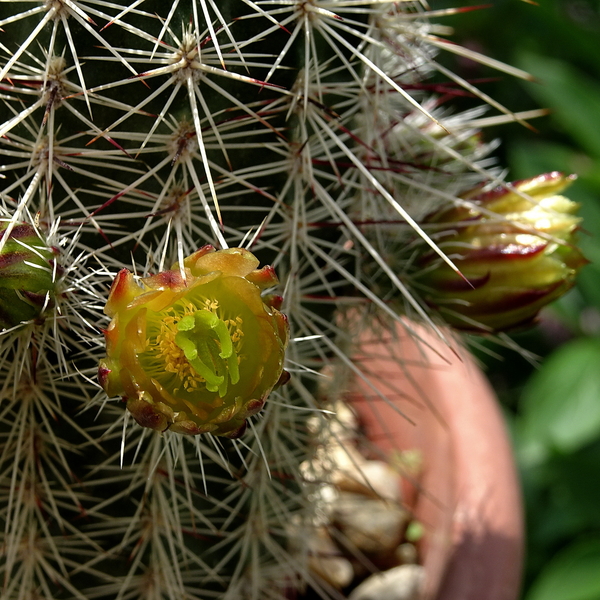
left=97, top=365, right=111, bottom=390
left=263, top=294, right=284, bottom=310
left=223, top=421, right=248, bottom=439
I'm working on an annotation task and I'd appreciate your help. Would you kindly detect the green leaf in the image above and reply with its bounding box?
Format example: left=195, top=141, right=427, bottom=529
left=507, top=140, right=589, bottom=184
left=518, top=338, right=600, bottom=464
left=518, top=53, right=600, bottom=160
left=526, top=539, right=600, bottom=600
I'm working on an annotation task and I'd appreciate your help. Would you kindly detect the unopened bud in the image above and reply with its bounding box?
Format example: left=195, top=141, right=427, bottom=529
left=417, top=172, right=587, bottom=332
left=0, top=222, right=57, bottom=329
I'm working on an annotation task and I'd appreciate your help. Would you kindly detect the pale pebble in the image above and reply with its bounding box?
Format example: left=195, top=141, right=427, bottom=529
left=348, top=564, right=425, bottom=600
left=332, top=493, right=408, bottom=555
left=307, top=526, right=355, bottom=589
left=395, top=543, right=418, bottom=565
left=335, top=459, right=401, bottom=502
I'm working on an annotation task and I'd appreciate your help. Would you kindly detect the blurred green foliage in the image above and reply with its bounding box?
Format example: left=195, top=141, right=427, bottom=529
left=436, top=1, right=600, bottom=597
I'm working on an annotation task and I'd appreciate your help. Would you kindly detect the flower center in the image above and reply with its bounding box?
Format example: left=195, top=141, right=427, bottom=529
left=153, top=301, right=243, bottom=397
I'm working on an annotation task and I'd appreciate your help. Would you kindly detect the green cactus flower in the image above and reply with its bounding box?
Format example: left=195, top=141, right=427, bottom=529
left=0, top=221, right=57, bottom=330
left=417, top=172, right=588, bottom=332
left=99, top=246, right=289, bottom=438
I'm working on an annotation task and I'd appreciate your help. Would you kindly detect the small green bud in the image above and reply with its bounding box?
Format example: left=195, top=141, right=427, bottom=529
left=417, top=172, right=588, bottom=332
left=0, top=222, right=57, bottom=329
left=98, top=246, right=289, bottom=438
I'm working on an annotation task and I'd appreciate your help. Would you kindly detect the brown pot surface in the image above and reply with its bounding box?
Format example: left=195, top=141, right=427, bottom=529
left=350, top=322, right=524, bottom=600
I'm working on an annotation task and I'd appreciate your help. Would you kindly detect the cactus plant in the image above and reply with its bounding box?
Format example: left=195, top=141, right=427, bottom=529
left=0, top=2, right=585, bottom=600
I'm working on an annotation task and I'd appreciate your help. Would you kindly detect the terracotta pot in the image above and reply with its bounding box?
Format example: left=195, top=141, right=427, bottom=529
left=350, top=322, right=524, bottom=600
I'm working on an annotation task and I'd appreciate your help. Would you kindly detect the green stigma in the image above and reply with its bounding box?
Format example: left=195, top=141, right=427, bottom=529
left=174, top=309, right=240, bottom=396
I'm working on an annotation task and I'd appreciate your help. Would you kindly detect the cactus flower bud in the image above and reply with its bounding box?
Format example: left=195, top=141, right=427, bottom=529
left=0, top=222, right=57, bottom=329
left=417, top=172, right=587, bottom=332
left=99, top=246, right=289, bottom=438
